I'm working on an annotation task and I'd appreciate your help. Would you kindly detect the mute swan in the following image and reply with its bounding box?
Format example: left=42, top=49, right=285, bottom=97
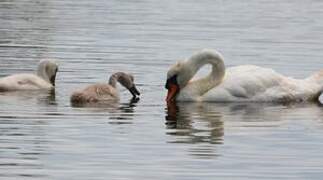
left=70, top=72, right=140, bottom=104
left=0, top=60, right=58, bottom=92
left=165, top=49, right=323, bottom=103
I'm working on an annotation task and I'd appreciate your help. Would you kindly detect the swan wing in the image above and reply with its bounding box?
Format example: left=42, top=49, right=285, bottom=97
left=89, top=84, right=119, bottom=100
left=72, top=84, right=119, bottom=103
left=201, top=65, right=319, bottom=102
left=0, top=74, right=52, bottom=91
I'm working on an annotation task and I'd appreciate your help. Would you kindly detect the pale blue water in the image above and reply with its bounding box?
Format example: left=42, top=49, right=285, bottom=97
left=0, top=0, right=323, bottom=179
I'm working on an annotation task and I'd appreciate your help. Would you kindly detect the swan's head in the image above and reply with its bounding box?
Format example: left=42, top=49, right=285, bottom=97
left=110, top=72, right=141, bottom=98
left=165, top=49, right=226, bottom=102
left=37, top=60, right=59, bottom=86
left=165, top=60, right=187, bottom=102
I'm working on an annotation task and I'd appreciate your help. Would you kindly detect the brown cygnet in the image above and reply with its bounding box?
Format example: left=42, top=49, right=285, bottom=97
left=70, top=72, right=140, bottom=104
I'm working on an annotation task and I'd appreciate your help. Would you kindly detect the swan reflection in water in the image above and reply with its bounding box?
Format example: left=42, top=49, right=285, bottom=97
left=108, top=97, right=140, bottom=124
left=165, top=101, right=323, bottom=158
left=0, top=89, right=57, bottom=106
left=0, top=90, right=56, bottom=178
left=165, top=101, right=224, bottom=158
left=71, top=97, right=140, bottom=124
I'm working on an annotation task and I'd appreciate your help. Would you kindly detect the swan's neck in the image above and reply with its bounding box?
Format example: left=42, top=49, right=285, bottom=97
left=108, top=75, right=117, bottom=88
left=182, top=50, right=225, bottom=96
left=37, top=63, right=50, bottom=83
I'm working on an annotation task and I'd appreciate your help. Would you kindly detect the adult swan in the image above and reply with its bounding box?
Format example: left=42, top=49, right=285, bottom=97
left=165, top=49, right=323, bottom=103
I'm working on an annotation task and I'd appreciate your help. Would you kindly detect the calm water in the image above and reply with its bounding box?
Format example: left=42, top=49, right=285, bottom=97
left=1, top=0, right=323, bottom=179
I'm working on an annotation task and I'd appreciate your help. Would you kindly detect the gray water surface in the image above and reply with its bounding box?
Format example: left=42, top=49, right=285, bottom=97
left=1, top=0, right=323, bottom=179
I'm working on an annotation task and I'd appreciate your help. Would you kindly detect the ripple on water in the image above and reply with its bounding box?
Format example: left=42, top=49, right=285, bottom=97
left=1, top=0, right=323, bottom=179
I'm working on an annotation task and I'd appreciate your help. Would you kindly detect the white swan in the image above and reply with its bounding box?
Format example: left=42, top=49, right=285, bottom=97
left=0, top=60, right=58, bottom=92
left=165, top=49, right=323, bottom=103
left=70, top=72, right=140, bottom=105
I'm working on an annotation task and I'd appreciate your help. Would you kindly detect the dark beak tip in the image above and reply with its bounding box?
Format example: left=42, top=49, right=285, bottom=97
left=129, top=86, right=140, bottom=97
left=134, top=88, right=140, bottom=96
left=165, top=82, right=169, bottom=89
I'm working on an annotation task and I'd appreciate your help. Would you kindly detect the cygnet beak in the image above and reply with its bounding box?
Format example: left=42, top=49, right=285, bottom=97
left=129, top=86, right=140, bottom=97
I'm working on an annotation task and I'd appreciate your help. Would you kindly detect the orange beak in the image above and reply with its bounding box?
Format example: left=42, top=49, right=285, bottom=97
left=166, top=84, right=179, bottom=102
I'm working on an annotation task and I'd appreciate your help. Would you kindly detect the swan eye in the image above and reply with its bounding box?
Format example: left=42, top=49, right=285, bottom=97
left=165, top=75, right=178, bottom=89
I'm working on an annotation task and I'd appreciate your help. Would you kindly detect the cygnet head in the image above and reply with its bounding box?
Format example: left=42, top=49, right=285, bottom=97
left=37, top=60, right=59, bottom=86
left=109, top=72, right=140, bottom=98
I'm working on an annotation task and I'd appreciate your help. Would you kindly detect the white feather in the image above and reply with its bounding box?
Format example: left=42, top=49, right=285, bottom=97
left=0, top=60, right=58, bottom=91
left=168, top=49, right=323, bottom=102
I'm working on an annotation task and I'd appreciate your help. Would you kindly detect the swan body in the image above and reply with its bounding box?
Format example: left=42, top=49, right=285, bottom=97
left=0, top=60, right=58, bottom=92
left=71, top=83, right=119, bottom=103
left=70, top=72, right=140, bottom=105
left=166, top=49, right=323, bottom=103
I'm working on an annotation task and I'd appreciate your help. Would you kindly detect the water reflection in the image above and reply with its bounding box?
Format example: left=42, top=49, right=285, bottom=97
left=0, top=113, right=50, bottom=178
left=108, top=97, right=139, bottom=124
left=38, top=89, right=56, bottom=105
left=0, top=89, right=56, bottom=106
left=1, top=0, right=323, bottom=178
left=165, top=102, right=224, bottom=158
left=165, top=101, right=323, bottom=159
left=222, top=102, right=323, bottom=127
left=166, top=102, right=224, bottom=143
left=71, top=97, right=139, bottom=124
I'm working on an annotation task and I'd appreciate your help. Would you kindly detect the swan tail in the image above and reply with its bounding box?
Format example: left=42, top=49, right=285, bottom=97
left=307, top=69, right=323, bottom=103
left=307, top=69, right=323, bottom=85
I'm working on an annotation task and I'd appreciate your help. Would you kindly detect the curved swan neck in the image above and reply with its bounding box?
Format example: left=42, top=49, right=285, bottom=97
left=183, top=50, right=225, bottom=94
left=108, top=75, right=117, bottom=88
left=108, top=72, right=129, bottom=88
left=189, top=50, right=225, bottom=79
left=37, top=61, right=50, bottom=83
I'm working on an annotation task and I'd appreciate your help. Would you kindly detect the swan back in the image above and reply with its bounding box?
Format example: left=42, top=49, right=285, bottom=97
left=0, top=74, right=53, bottom=91
left=71, top=83, right=119, bottom=104
left=202, top=66, right=323, bottom=102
